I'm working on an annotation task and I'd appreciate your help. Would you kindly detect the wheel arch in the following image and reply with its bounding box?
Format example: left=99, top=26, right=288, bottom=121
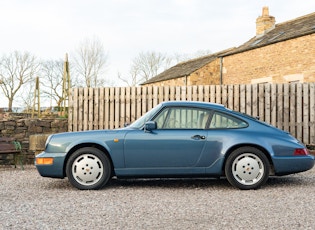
left=62, top=143, right=114, bottom=177
left=222, top=144, right=274, bottom=175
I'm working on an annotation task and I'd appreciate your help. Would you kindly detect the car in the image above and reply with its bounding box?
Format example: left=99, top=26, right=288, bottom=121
left=35, top=101, right=314, bottom=190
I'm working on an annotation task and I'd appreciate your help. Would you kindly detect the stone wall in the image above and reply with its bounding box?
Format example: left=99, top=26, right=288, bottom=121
left=0, top=113, right=68, bottom=166
left=222, top=34, right=315, bottom=84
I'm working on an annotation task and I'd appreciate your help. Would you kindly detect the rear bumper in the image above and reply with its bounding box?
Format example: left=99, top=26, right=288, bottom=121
left=35, top=151, right=66, bottom=178
left=272, top=155, right=315, bottom=176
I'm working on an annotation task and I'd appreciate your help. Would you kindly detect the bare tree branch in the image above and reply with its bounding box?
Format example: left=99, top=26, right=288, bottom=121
left=73, top=37, right=108, bottom=87
left=0, top=51, right=39, bottom=111
left=40, top=60, right=65, bottom=107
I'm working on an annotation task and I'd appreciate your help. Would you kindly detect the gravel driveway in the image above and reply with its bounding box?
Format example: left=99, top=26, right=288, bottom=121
left=1, top=165, right=315, bottom=230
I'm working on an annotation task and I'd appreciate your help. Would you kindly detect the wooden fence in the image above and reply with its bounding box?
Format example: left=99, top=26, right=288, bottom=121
left=68, top=83, right=315, bottom=145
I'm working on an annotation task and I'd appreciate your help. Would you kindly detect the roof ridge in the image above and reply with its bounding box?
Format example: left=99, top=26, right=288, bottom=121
left=276, top=11, right=315, bottom=26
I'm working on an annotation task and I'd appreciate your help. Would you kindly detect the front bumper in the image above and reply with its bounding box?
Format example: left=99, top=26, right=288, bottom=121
left=35, top=151, right=66, bottom=178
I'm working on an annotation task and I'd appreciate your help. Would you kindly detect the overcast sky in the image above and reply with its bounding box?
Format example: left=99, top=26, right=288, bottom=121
left=0, top=0, right=315, bottom=107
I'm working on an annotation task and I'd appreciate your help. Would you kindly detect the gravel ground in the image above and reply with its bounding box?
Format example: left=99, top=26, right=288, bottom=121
left=1, top=165, right=315, bottom=230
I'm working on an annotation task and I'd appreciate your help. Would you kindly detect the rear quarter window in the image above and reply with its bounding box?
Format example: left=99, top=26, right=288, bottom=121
left=209, top=111, right=248, bottom=129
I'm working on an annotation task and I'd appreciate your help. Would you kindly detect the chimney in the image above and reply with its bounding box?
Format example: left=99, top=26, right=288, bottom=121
left=256, top=6, right=275, bottom=36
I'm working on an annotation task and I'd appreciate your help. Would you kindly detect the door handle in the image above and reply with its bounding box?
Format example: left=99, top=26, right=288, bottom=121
left=191, top=135, right=206, bottom=140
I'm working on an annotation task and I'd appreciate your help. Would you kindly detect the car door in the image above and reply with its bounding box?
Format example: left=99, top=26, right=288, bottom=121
left=124, top=107, right=211, bottom=169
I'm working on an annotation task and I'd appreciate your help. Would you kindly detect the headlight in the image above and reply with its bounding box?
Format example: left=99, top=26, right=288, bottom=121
left=45, top=135, right=53, bottom=150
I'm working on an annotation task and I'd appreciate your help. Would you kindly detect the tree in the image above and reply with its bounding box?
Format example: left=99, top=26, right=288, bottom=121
left=119, top=50, right=212, bottom=86
left=73, top=37, right=108, bottom=87
left=40, top=60, right=65, bottom=108
left=0, top=51, right=39, bottom=111
left=119, top=51, right=173, bottom=86
left=17, top=80, right=35, bottom=112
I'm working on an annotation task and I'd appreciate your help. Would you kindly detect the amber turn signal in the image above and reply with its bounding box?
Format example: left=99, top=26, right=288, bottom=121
left=36, top=158, right=54, bottom=165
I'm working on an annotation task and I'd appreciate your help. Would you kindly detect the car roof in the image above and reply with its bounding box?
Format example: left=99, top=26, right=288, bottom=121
left=160, top=101, right=226, bottom=110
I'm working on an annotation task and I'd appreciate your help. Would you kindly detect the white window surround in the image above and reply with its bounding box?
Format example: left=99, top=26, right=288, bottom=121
left=283, top=74, right=304, bottom=83
left=251, top=76, right=272, bottom=84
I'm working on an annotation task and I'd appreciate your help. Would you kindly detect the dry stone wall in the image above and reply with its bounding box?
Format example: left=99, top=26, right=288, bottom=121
left=0, top=113, right=68, bottom=166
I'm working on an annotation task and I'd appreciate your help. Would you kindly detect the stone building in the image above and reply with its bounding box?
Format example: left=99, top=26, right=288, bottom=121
left=142, top=7, right=315, bottom=86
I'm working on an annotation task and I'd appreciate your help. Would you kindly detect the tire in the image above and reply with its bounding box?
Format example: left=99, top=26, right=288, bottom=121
left=225, top=147, right=270, bottom=190
left=66, top=147, right=112, bottom=190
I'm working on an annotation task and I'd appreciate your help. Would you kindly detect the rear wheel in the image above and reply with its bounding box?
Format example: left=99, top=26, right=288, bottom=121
left=225, top=147, right=270, bottom=190
left=66, top=147, right=111, bottom=190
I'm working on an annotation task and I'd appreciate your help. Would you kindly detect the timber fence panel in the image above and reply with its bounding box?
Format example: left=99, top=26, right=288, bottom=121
left=109, top=87, right=115, bottom=129
left=215, top=85, right=221, bottom=105
left=114, top=87, right=120, bottom=129
left=222, top=85, right=228, bottom=107
left=289, top=84, right=296, bottom=138
left=227, top=85, right=234, bottom=110
left=303, top=83, right=309, bottom=144
left=245, top=84, right=252, bottom=116
left=251, top=84, right=258, bottom=118
left=104, top=87, right=110, bottom=129
left=125, top=87, right=131, bottom=125
left=264, top=84, right=271, bottom=125
left=99, top=88, right=105, bottom=130
left=69, top=88, right=77, bottom=132
left=120, top=87, right=126, bottom=128
left=198, top=85, right=204, bottom=102
left=204, top=85, right=210, bottom=102
left=210, top=85, right=216, bottom=103
left=296, top=84, right=303, bottom=142
left=88, top=88, right=94, bottom=130
left=234, top=84, right=240, bottom=112
left=240, top=84, right=246, bottom=114
left=258, top=84, right=265, bottom=121
left=283, top=84, right=290, bottom=132
left=187, top=86, right=192, bottom=101
left=83, top=88, right=89, bottom=131
left=78, top=88, right=84, bottom=131
left=94, top=88, right=99, bottom=130
left=270, top=84, right=277, bottom=127
left=180, top=86, right=186, bottom=101
left=193, top=85, right=198, bottom=101
left=68, top=83, right=315, bottom=145
left=276, top=84, right=283, bottom=130
left=310, top=83, right=315, bottom=144
left=136, top=87, right=142, bottom=120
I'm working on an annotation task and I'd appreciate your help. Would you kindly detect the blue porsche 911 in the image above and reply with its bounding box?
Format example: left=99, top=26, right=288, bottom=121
left=35, top=101, right=314, bottom=190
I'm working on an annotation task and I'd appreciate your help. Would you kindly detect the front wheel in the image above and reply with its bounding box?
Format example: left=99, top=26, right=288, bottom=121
left=225, top=147, right=270, bottom=190
left=66, top=147, right=112, bottom=190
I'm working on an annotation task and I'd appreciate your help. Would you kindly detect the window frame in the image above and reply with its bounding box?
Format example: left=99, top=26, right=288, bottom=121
left=152, top=106, right=212, bottom=130
left=207, top=110, right=248, bottom=130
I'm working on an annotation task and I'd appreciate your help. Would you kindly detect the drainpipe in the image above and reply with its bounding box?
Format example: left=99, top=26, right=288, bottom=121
left=220, top=57, right=223, bottom=85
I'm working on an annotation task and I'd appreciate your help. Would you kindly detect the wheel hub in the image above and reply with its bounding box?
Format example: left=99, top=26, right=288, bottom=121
left=232, top=153, right=264, bottom=185
left=72, top=154, right=104, bottom=186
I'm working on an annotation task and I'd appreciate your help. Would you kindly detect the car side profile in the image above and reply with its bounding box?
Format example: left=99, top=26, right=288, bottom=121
left=35, top=101, right=314, bottom=190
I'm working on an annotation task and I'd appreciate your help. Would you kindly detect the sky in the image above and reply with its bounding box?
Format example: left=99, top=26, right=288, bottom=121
left=0, top=0, right=315, bottom=108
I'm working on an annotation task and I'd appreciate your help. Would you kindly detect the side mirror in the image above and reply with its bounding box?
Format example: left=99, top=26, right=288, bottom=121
left=144, top=121, right=157, bottom=132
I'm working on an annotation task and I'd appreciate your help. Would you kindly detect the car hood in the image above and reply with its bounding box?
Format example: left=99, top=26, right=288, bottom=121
left=45, top=128, right=130, bottom=153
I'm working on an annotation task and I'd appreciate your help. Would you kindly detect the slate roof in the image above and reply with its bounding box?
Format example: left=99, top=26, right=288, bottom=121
left=141, top=11, right=315, bottom=85
left=141, top=48, right=234, bottom=85
left=222, top=11, right=315, bottom=56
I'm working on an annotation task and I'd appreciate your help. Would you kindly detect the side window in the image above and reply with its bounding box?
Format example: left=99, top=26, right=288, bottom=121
left=153, top=107, right=211, bottom=129
left=209, top=112, right=247, bottom=129
left=154, top=108, right=169, bottom=129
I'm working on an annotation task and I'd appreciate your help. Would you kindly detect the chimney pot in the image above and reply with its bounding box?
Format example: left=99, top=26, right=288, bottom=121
left=256, top=6, right=275, bottom=36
